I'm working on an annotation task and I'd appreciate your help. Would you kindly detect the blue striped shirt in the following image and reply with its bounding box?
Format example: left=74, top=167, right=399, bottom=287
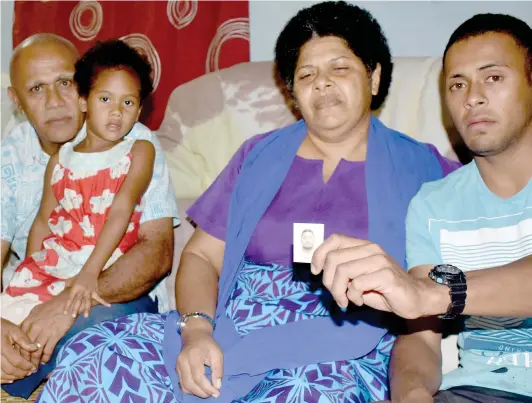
left=406, top=161, right=532, bottom=397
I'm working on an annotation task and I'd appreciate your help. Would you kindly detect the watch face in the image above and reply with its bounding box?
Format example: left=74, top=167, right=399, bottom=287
left=438, top=264, right=461, bottom=275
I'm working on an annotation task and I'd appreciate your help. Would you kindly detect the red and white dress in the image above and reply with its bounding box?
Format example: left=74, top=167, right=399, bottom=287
left=1, top=137, right=143, bottom=324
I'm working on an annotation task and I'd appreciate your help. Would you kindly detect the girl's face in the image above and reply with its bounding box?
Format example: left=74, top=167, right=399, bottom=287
left=79, top=68, right=142, bottom=144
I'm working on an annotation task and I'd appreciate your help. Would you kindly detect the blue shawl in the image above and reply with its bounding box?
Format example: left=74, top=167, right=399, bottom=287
left=163, top=116, right=444, bottom=402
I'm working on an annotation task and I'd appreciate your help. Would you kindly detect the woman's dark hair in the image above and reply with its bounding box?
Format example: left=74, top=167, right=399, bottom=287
left=275, top=1, right=393, bottom=110
left=74, top=39, right=153, bottom=103
left=443, top=13, right=532, bottom=83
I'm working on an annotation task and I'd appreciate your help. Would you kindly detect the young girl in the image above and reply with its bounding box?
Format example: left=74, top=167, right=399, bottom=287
left=1, top=39, right=155, bottom=323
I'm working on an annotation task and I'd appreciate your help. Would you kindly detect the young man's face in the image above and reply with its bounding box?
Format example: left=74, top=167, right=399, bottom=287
left=444, top=32, right=532, bottom=157
left=8, top=42, right=84, bottom=153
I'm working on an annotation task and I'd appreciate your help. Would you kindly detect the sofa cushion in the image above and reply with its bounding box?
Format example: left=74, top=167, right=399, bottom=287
left=165, top=108, right=243, bottom=198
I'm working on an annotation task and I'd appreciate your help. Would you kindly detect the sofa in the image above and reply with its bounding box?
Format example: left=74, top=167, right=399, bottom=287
left=0, top=57, right=462, bottom=388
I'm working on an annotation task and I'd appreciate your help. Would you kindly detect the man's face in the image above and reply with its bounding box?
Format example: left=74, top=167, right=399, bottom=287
left=444, top=32, right=532, bottom=157
left=301, top=231, right=315, bottom=250
left=8, top=42, right=84, bottom=152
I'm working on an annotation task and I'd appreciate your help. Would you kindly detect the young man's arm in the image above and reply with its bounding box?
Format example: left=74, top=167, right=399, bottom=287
left=390, top=265, right=443, bottom=403
left=410, top=258, right=532, bottom=318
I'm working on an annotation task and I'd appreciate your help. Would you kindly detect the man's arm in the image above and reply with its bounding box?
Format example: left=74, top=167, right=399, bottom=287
left=21, top=217, right=174, bottom=365
left=1, top=318, right=39, bottom=383
left=390, top=319, right=442, bottom=403
left=415, top=257, right=532, bottom=318
left=96, top=216, right=174, bottom=303
left=1, top=137, right=20, bottom=272
left=1, top=240, right=10, bottom=290
left=1, top=240, right=10, bottom=270
left=313, top=237, right=532, bottom=320
left=390, top=266, right=443, bottom=403
left=65, top=141, right=156, bottom=316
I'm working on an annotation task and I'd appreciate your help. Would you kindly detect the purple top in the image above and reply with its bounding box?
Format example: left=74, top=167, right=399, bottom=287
left=188, top=134, right=459, bottom=264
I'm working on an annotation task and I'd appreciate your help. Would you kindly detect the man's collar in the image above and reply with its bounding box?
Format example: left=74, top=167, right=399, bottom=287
left=27, top=121, right=87, bottom=166
left=72, top=121, right=87, bottom=145
left=25, top=124, right=50, bottom=167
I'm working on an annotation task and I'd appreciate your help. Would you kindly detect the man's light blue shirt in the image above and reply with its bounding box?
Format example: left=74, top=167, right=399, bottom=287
left=406, top=161, right=532, bottom=397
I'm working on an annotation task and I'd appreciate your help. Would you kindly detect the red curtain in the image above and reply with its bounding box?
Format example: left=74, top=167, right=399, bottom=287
left=13, top=0, right=250, bottom=130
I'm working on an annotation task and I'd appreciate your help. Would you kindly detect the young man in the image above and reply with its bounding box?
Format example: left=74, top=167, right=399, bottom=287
left=311, top=13, right=532, bottom=403
left=1, top=33, right=179, bottom=398
left=391, top=13, right=532, bottom=402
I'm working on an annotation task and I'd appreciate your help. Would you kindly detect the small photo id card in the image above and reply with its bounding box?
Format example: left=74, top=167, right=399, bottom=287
left=293, top=223, right=325, bottom=264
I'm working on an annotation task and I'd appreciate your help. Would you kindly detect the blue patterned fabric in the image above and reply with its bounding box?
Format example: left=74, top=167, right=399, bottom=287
left=227, top=262, right=393, bottom=402
left=35, top=312, right=393, bottom=403
left=226, top=262, right=331, bottom=335
left=36, top=262, right=394, bottom=402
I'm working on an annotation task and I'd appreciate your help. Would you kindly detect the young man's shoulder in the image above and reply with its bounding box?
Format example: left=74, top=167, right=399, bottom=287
left=416, top=161, right=477, bottom=206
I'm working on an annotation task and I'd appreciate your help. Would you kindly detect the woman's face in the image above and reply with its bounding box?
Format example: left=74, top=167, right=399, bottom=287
left=292, top=36, right=381, bottom=141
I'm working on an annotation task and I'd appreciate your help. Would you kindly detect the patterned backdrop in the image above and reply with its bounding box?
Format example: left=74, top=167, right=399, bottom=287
left=13, top=0, right=250, bottom=130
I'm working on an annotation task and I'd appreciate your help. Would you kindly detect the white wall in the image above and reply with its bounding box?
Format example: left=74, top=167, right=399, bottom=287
left=1, top=1, right=14, bottom=76
left=250, top=1, right=532, bottom=61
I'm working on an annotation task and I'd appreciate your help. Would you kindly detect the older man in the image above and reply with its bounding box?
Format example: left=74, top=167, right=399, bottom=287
left=1, top=33, right=179, bottom=398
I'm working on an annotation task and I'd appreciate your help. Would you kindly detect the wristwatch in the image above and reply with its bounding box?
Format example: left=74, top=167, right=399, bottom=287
left=177, top=312, right=216, bottom=335
left=428, top=264, right=467, bottom=319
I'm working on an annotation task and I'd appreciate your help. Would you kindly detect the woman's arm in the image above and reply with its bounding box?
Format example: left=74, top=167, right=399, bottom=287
left=174, top=227, right=226, bottom=398
left=65, top=140, right=155, bottom=316
left=26, top=154, right=59, bottom=258
left=175, top=228, right=225, bottom=333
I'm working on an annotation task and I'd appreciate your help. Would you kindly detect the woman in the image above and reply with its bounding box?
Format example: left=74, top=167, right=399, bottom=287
left=36, top=2, right=459, bottom=402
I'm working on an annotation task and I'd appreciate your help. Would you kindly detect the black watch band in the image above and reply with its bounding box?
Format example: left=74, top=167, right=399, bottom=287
left=428, top=264, right=467, bottom=320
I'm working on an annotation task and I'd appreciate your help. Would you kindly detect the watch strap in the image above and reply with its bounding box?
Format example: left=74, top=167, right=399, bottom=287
left=439, top=280, right=467, bottom=319
left=429, top=265, right=467, bottom=320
